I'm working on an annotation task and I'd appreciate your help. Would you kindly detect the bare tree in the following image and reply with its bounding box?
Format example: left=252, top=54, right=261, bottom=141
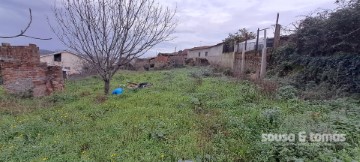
left=49, top=0, right=176, bottom=94
left=0, top=9, right=52, bottom=40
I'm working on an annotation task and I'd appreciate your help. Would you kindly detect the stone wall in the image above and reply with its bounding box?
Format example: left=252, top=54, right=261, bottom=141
left=233, top=49, right=273, bottom=78
left=0, top=43, right=64, bottom=97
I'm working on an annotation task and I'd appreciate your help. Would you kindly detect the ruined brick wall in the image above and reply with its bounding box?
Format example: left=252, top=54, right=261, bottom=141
left=0, top=43, right=64, bottom=97
left=133, top=58, right=150, bottom=71
left=169, top=55, right=185, bottom=66
left=154, top=55, right=169, bottom=68
left=46, top=66, right=64, bottom=94
left=0, top=43, right=40, bottom=65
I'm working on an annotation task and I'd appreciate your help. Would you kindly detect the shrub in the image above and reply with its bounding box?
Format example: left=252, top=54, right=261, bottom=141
left=254, top=80, right=278, bottom=96
left=268, top=2, right=360, bottom=97
left=276, top=85, right=298, bottom=100
left=223, top=68, right=233, bottom=76
left=271, top=45, right=360, bottom=97
left=292, top=2, right=360, bottom=55
left=261, top=108, right=281, bottom=126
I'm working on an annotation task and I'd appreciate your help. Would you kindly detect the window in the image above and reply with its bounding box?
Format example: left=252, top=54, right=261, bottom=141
left=54, top=54, right=62, bottom=62
left=198, top=52, right=201, bottom=57
left=205, top=52, right=208, bottom=57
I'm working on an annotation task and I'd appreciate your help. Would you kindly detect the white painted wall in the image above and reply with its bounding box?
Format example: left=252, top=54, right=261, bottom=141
left=188, top=44, right=234, bottom=69
left=40, top=52, right=84, bottom=75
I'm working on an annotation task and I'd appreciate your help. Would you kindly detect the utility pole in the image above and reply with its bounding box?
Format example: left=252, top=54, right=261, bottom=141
left=260, top=28, right=269, bottom=79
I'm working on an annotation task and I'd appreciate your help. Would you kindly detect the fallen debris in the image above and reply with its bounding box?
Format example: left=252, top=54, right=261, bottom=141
left=127, top=82, right=152, bottom=90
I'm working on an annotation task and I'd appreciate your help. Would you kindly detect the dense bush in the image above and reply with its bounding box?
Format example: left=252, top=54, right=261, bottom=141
left=276, top=85, right=298, bottom=100
left=270, top=1, right=360, bottom=96
left=293, top=1, right=360, bottom=55
left=272, top=45, right=360, bottom=95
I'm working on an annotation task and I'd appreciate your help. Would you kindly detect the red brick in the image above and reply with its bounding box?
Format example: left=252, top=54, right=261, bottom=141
left=0, top=43, right=64, bottom=97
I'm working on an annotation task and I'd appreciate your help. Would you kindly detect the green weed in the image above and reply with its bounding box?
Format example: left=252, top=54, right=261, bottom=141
left=0, top=67, right=359, bottom=161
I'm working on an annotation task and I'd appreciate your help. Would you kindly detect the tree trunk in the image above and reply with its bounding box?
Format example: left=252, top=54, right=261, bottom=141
left=104, top=79, right=110, bottom=95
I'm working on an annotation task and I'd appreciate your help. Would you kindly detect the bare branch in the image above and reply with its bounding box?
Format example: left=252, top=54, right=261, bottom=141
left=0, top=8, right=52, bottom=40
left=49, top=0, right=176, bottom=94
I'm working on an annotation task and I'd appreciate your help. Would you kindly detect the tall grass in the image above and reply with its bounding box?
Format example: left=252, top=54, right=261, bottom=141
left=0, top=68, right=359, bottom=161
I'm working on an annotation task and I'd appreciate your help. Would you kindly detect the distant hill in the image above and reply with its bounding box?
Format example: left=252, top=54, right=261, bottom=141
left=39, top=49, right=55, bottom=55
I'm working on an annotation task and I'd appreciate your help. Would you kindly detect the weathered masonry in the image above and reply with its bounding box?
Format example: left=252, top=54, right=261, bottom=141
left=0, top=43, right=64, bottom=97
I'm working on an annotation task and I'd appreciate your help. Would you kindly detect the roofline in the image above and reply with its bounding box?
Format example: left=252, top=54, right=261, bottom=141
left=188, top=35, right=291, bottom=52
left=188, top=46, right=212, bottom=51
left=40, top=51, right=80, bottom=58
left=188, top=43, right=224, bottom=51
left=158, top=53, right=177, bottom=56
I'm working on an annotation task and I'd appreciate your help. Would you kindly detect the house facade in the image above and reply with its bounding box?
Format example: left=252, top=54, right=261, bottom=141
left=40, top=51, right=84, bottom=76
left=188, top=44, right=235, bottom=69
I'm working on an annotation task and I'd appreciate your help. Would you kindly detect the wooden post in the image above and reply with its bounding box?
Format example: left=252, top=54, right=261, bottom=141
left=260, top=29, right=267, bottom=79
left=255, top=28, right=260, bottom=56
left=273, top=13, right=281, bottom=49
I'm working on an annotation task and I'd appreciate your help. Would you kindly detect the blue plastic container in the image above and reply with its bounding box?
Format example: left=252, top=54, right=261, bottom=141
left=112, top=88, right=124, bottom=95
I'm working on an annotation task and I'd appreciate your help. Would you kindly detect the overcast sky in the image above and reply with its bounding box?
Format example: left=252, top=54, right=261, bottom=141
left=0, top=0, right=337, bottom=57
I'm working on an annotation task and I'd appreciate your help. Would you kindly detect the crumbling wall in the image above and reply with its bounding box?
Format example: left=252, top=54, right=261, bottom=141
left=0, top=43, right=64, bottom=97
left=133, top=58, right=150, bottom=71
left=46, top=66, right=64, bottom=94
left=154, top=55, right=168, bottom=69
left=169, top=55, right=185, bottom=67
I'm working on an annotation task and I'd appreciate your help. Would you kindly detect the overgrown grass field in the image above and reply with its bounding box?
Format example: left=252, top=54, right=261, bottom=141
left=0, top=68, right=359, bottom=161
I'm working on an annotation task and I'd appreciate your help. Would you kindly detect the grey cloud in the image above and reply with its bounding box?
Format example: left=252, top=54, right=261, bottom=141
left=0, top=0, right=338, bottom=58
left=0, top=0, right=64, bottom=50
